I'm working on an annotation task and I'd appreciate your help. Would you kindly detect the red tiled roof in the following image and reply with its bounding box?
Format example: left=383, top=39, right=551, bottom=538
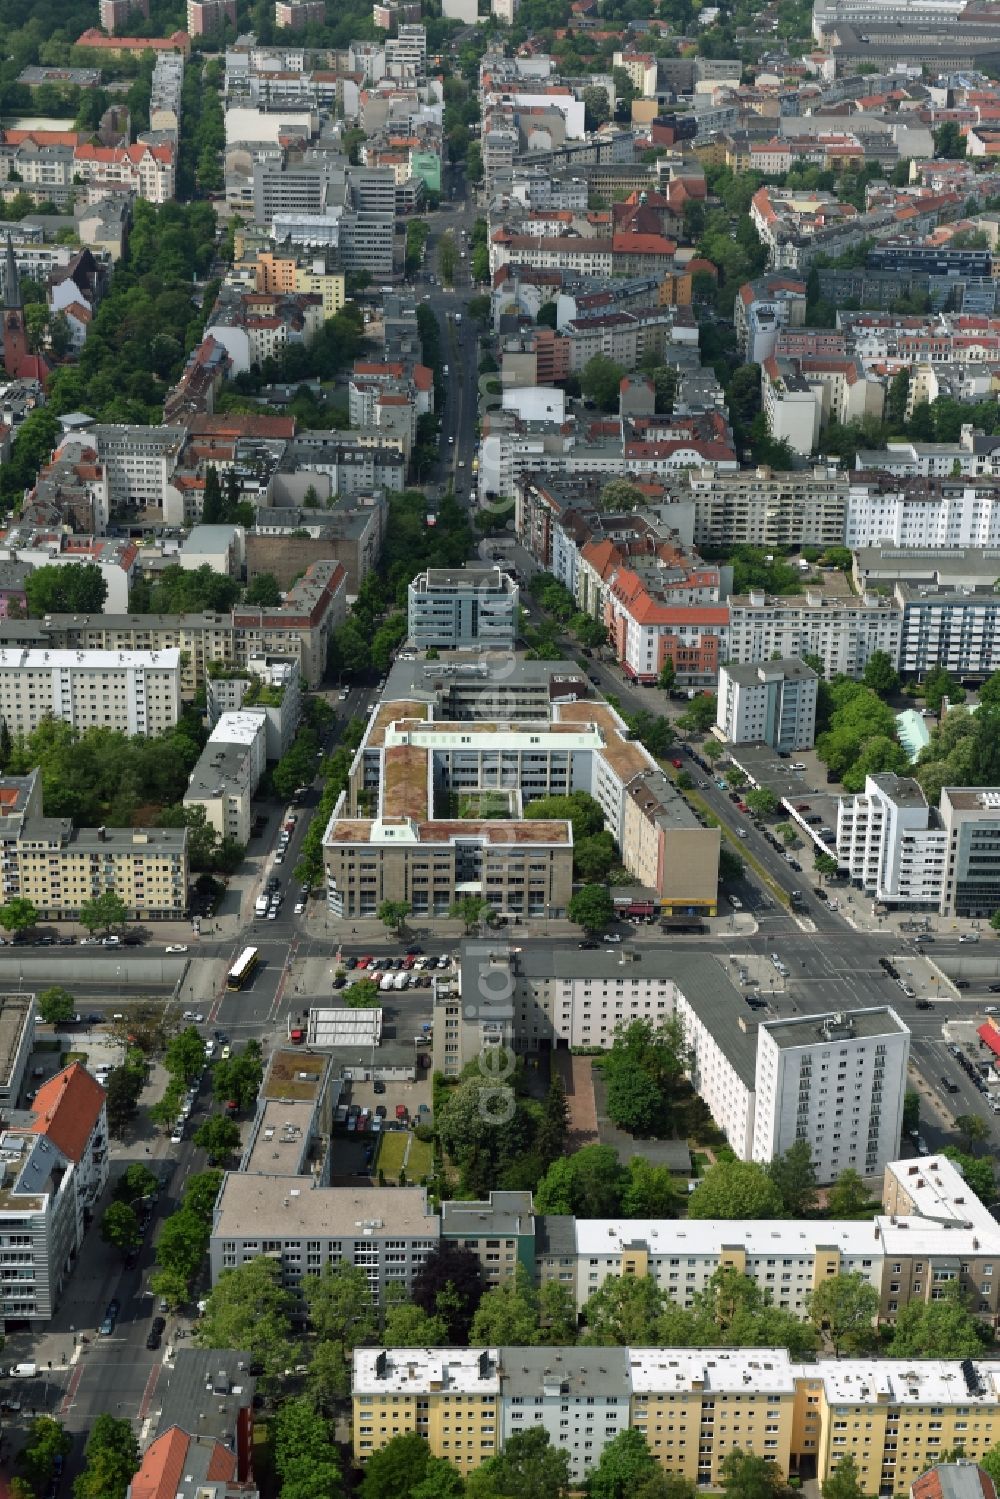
left=30, top=1063, right=104, bottom=1161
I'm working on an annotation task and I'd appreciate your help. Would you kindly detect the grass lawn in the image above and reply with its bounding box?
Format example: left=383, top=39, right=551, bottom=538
left=691, top=1150, right=710, bottom=1178
left=407, top=1134, right=433, bottom=1179
left=376, top=1130, right=434, bottom=1180
left=377, top=1131, right=407, bottom=1175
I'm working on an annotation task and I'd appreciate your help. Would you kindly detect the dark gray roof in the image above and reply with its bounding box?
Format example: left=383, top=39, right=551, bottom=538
left=441, top=1190, right=535, bottom=1238
left=154, top=1348, right=256, bottom=1447
left=677, top=971, right=760, bottom=1089
left=535, top=1213, right=576, bottom=1258
left=498, top=1346, right=629, bottom=1397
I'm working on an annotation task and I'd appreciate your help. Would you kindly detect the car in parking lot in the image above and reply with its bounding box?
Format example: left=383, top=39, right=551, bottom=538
left=373, top=1079, right=386, bottom=1094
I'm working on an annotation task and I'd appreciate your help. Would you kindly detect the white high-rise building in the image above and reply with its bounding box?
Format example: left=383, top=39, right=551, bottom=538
left=837, top=772, right=947, bottom=906
left=0, top=647, right=182, bottom=739
left=716, top=658, right=818, bottom=751
left=751, top=1007, right=909, bottom=1181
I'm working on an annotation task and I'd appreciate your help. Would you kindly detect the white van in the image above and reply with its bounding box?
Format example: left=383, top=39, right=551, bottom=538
left=393, top=971, right=408, bottom=990
left=9, top=1363, right=37, bottom=1378
left=379, top=973, right=394, bottom=991
left=254, top=894, right=269, bottom=917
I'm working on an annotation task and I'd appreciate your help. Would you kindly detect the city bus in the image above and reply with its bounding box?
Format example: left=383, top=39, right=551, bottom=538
left=226, top=947, right=259, bottom=990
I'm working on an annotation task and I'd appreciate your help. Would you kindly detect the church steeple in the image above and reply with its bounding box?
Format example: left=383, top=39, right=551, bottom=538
left=4, top=235, right=20, bottom=311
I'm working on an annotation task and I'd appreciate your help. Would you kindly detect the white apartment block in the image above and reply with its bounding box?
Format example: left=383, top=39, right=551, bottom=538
left=184, top=709, right=267, bottom=845
left=0, top=647, right=181, bottom=739
left=837, top=773, right=947, bottom=907
left=751, top=1009, right=909, bottom=1182
left=716, top=658, right=818, bottom=752
left=500, top=1347, right=633, bottom=1483
left=687, top=465, right=848, bottom=550
left=846, top=478, right=1000, bottom=549
left=940, top=787, right=1000, bottom=919
left=0, top=1062, right=108, bottom=1327
left=210, top=1177, right=440, bottom=1303
left=726, top=589, right=902, bottom=679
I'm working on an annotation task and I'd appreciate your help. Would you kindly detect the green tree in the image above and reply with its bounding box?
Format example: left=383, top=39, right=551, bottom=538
left=166, top=1027, right=208, bottom=1085
left=450, top=895, right=496, bottom=932
left=807, top=1272, right=879, bottom=1353
left=598, top=479, right=646, bottom=511
left=101, top=1200, right=141, bottom=1255
left=863, top=649, right=900, bottom=696
left=149, top=1267, right=190, bottom=1310
left=535, top=1073, right=569, bottom=1167
left=197, top=1256, right=299, bottom=1381
left=677, top=693, right=718, bottom=733
left=621, top=1155, right=683, bottom=1217
left=211, top=1042, right=264, bottom=1111
left=465, top=1427, right=570, bottom=1499
left=114, top=1162, right=158, bottom=1204
left=568, top=884, right=615, bottom=933
left=192, top=1113, right=241, bottom=1163
left=766, top=1139, right=818, bottom=1216
left=37, top=985, right=76, bottom=1024
left=470, top=1265, right=540, bottom=1345
left=587, top=1429, right=660, bottom=1499
left=73, top=1413, right=139, bottom=1499
left=0, top=896, right=37, bottom=934
left=658, top=657, right=676, bottom=692
left=889, top=1281, right=984, bottom=1358
left=581, top=353, right=626, bottom=410
left=954, top=1112, right=990, bottom=1153
left=202, top=465, right=224, bottom=524
left=244, top=572, right=282, bottom=606
left=534, top=1144, right=625, bottom=1217
left=377, top=899, right=411, bottom=934
left=903, top=1089, right=920, bottom=1135
left=822, top=1456, right=867, bottom=1499
left=538, top=1279, right=578, bottom=1346
left=79, top=889, right=128, bottom=936
left=363, top=1434, right=436, bottom=1499
left=306, top=1336, right=352, bottom=1409
left=383, top=1289, right=449, bottom=1347
left=940, top=1147, right=995, bottom=1202
left=825, top=1168, right=877, bottom=1219
left=18, top=1416, right=72, bottom=1498
left=719, top=1450, right=789, bottom=1499
left=581, top=1273, right=665, bottom=1345
left=411, top=1241, right=485, bottom=1343
left=24, top=561, right=108, bottom=617
left=304, top=1260, right=377, bottom=1349
left=687, top=1159, right=785, bottom=1219
left=273, top=1395, right=342, bottom=1499
left=744, top=788, right=777, bottom=817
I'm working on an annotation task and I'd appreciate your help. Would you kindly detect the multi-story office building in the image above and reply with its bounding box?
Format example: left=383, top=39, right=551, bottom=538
left=354, top=1343, right=1000, bottom=1491
left=686, top=465, right=848, bottom=550
left=750, top=1008, right=909, bottom=1181
left=57, top=424, right=186, bottom=512
left=210, top=1179, right=440, bottom=1303
left=716, top=658, right=818, bottom=752
left=727, top=589, right=902, bottom=680
left=324, top=691, right=719, bottom=925
left=940, top=787, right=1000, bottom=917
left=407, top=567, right=519, bottom=651
left=0, top=647, right=181, bottom=739
left=837, top=773, right=947, bottom=908
left=0, top=1062, right=108, bottom=1327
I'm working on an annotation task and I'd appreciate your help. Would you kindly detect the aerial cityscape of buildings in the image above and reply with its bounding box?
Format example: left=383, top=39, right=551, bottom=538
left=13, top=0, right=1000, bottom=1493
